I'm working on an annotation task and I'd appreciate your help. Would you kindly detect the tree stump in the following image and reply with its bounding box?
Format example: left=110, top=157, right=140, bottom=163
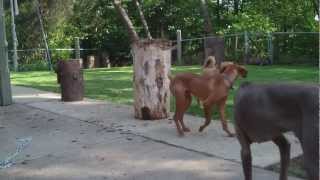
left=85, top=55, right=96, bottom=69
left=132, top=39, right=171, bottom=120
left=56, top=60, right=84, bottom=102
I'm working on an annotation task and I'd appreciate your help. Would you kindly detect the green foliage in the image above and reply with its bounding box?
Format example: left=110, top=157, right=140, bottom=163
left=226, top=13, right=276, bottom=33
left=3, top=0, right=318, bottom=67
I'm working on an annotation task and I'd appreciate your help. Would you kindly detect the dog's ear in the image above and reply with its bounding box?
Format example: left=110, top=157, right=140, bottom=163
left=220, top=65, right=227, bottom=73
left=237, top=65, right=247, bottom=78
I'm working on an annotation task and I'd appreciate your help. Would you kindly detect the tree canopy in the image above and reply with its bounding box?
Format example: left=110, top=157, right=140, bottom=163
left=4, top=0, right=318, bottom=65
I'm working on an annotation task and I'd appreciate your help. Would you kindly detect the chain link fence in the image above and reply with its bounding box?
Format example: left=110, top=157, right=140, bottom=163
left=9, top=32, right=318, bottom=71
left=175, top=32, right=319, bottom=66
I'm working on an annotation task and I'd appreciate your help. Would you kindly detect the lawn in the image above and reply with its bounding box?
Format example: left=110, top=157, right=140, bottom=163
left=11, top=65, right=318, bottom=121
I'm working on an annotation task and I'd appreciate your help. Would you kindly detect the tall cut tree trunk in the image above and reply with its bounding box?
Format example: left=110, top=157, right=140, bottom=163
left=133, top=40, right=171, bottom=119
left=133, top=0, right=152, bottom=40
left=113, top=0, right=171, bottom=120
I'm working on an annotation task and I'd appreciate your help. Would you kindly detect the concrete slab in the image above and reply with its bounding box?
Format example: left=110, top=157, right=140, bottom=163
left=12, top=86, right=60, bottom=104
left=22, top=88, right=303, bottom=168
left=0, top=85, right=306, bottom=180
left=0, top=104, right=301, bottom=180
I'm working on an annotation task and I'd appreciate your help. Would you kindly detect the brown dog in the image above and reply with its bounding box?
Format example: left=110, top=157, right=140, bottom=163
left=169, top=64, right=247, bottom=136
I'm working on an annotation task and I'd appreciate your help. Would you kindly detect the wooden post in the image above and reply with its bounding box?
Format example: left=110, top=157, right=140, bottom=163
left=244, top=31, right=249, bottom=64
left=267, top=33, right=273, bottom=64
left=75, top=37, right=80, bottom=59
left=0, top=0, right=13, bottom=106
left=177, top=30, right=182, bottom=65
left=10, top=0, right=18, bottom=72
left=234, top=35, right=238, bottom=61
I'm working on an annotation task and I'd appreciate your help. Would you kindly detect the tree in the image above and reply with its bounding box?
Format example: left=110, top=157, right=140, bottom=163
left=112, top=0, right=171, bottom=120
left=133, top=0, right=152, bottom=40
left=199, top=0, right=213, bottom=35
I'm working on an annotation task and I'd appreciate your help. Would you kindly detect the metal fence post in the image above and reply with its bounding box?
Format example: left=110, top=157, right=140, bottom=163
left=234, top=35, right=238, bottom=61
left=244, top=31, right=249, bottom=64
left=75, top=37, right=80, bottom=59
left=176, top=30, right=182, bottom=65
left=267, top=33, right=273, bottom=64
left=0, top=0, right=13, bottom=106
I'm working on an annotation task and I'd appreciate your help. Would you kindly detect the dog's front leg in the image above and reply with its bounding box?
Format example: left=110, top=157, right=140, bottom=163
left=237, top=130, right=253, bottom=180
left=218, top=98, right=234, bottom=137
left=173, top=114, right=184, bottom=136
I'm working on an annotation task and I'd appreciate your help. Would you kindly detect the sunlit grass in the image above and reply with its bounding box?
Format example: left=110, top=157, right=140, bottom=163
left=11, top=65, right=318, bottom=120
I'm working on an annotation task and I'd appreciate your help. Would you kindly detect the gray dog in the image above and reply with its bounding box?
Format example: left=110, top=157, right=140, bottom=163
left=234, top=82, right=319, bottom=180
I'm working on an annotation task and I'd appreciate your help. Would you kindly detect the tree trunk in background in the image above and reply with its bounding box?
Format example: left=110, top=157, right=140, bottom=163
left=132, top=40, right=171, bottom=120
left=234, top=0, right=239, bottom=14
left=216, top=0, right=220, bottom=26
left=133, top=0, right=152, bottom=40
left=113, top=0, right=171, bottom=120
left=199, top=0, right=225, bottom=66
left=112, top=0, right=139, bottom=42
left=199, top=0, right=213, bottom=35
left=313, top=0, right=319, bottom=15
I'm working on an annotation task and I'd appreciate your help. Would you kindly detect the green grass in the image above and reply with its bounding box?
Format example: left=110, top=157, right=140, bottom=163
left=11, top=65, right=318, bottom=121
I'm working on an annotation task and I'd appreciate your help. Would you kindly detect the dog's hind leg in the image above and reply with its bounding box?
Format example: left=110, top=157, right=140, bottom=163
left=236, top=128, right=252, bottom=180
left=273, top=135, right=290, bottom=180
left=174, top=91, right=192, bottom=136
left=218, top=98, right=234, bottom=137
left=199, top=104, right=213, bottom=132
left=177, top=92, right=192, bottom=132
left=173, top=113, right=183, bottom=136
left=301, top=122, right=319, bottom=180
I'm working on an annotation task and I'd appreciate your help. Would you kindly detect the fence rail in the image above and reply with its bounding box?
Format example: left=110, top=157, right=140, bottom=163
left=8, top=31, right=319, bottom=71
left=174, top=31, right=319, bottom=65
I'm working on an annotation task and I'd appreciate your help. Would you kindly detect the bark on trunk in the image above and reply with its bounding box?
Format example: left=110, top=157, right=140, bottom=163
left=132, top=39, right=171, bottom=120
left=56, top=60, right=84, bottom=102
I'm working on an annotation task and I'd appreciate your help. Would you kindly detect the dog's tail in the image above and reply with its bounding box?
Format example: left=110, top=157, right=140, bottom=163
left=168, top=74, right=172, bottom=81
left=204, top=56, right=217, bottom=68
left=167, top=73, right=175, bottom=96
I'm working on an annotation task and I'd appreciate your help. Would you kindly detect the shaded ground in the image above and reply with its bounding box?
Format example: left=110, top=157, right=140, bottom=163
left=268, top=155, right=306, bottom=179
left=0, top=86, right=306, bottom=180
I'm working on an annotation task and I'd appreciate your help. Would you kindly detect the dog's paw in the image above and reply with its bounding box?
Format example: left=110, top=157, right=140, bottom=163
left=198, top=126, right=204, bottom=132
left=178, top=132, right=185, bottom=137
left=227, top=133, right=235, bottom=137
left=183, top=127, right=191, bottom=132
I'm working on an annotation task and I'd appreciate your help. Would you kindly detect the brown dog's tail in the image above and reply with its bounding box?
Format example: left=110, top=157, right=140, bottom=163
left=167, top=74, right=175, bottom=96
